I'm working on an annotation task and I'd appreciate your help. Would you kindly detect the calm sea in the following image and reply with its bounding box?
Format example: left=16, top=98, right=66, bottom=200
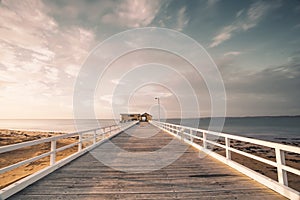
left=0, top=117, right=299, bottom=143
left=167, top=116, right=300, bottom=143
left=0, top=119, right=118, bottom=133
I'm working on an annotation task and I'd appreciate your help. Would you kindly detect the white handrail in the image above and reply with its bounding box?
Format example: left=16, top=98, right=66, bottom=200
left=0, top=121, right=138, bottom=200
left=151, top=120, right=300, bottom=200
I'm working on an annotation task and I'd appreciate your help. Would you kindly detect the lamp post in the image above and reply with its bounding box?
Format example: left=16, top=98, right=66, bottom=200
left=155, top=97, right=160, bottom=122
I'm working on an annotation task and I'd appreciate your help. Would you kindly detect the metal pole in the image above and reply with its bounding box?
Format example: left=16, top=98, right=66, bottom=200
left=155, top=97, right=160, bottom=122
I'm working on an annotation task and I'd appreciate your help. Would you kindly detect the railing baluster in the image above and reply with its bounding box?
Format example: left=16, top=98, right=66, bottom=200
left=102, top=129, right=105, bottom=140
left=203, top=132, right=207, bottom=149
left=93, top=130, right=97, bottom=144
left=50, top=140, right=56, bottom=165
left=180, top=128, right=183, bottom=139
left=225, top=137, right=231, bottom=160
left=275, top=148, right=288, bottom=186
left=190, top=129, right=193, bottom=142
left=78, top=133, right=83, bottom=152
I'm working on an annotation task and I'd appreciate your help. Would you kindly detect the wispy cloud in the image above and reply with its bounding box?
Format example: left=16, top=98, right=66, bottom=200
left=293, top=23, right=300, bottom=29
left=210, top=25, right=237, bottom=48
left=102, top=0, right=163, bottom=28
left=224, top=51, right=243, bottom=56
left=206, top=0, right=220, bottom=8
left=221, top=52, right=300, bottom=116
left=210, top=1, right=281, bottom=48
left=175, top=6, right=189, bottom=31
left=111, top=79, right=126, bottom=85
left=236, top=9, right=244, bottom=18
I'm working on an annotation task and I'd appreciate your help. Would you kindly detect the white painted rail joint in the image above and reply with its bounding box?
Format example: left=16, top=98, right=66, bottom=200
left=275, top=148, right=288, bottom=186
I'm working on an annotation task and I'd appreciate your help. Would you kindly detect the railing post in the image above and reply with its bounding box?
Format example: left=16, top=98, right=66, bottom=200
left=50, top=140, right=56, bottom=165
left=275, top=148, right=288, bottom=186
left=78, top=133, right=83, bottom=152
left=203, top=132, right=207, bottom=149
left=110, top=126, right=112, bottom=135
left=225, top=137, right=231, bottom=160
left=93, top=130, right=97, bottom=144
left=190, top=129, right=193, bottom=142
left=180, top=128, right=183, bottom=139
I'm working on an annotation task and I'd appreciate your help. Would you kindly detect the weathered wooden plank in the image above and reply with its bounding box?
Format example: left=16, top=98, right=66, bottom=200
left=9, top=123, right=286, bottom=200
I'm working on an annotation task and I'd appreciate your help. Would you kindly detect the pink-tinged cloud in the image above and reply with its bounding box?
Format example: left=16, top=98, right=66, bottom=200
left=102, top=0, right=163, bottom=28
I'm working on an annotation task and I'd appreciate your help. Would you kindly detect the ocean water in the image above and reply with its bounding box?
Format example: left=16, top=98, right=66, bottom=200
left=0, top=117, right=299, bottom=143
left=167, top=116, right=300, bottom=143
left=0, top=119, right=118, bottom=133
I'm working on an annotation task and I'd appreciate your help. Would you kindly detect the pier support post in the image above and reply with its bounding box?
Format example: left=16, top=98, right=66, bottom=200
left=50, top=140, right=56, bottom=165
left=275, top=148, right=288, bottom=186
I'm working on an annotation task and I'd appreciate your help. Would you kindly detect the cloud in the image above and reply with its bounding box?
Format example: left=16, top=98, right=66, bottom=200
left=224, top=51, right=243, bottom=56
left=293, top=23, right=300, bottom=29
left=0, top=0, right=95, bottom=82
left=236, top=9, right=244, bottom=18
left=210, top=1, right=281, bottom=48
left=206, top=0, right=220, bottom=8
left=111, top=79, right=126, bottom=85
left=64, top=65, right=80, bottom=78
left=0, top=0, right=96, bottom=118
left=175, top=6, right=189, bottom=31
left=102, top=0, right=163, bottom=28
left=210, top=25, right=237, bottom=48
left=223, top=53, right=300, bottom=116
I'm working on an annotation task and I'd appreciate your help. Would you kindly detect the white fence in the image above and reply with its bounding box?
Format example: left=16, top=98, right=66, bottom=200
left=0, top=121, right=138, bottom=200
left=151, top=120, right=300, bottom=200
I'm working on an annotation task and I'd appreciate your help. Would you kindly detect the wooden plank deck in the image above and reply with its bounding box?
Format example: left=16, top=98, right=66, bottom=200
left=9, top=123, right=286, bottom=199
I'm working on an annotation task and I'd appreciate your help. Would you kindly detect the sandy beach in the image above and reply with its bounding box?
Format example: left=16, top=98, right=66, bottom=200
left=0, top=129, right=299, bottom=192
left=0, top=129, right=78, bottom=189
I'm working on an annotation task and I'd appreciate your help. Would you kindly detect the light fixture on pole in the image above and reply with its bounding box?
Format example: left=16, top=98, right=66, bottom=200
left=154, top=97, right=160, bottom=122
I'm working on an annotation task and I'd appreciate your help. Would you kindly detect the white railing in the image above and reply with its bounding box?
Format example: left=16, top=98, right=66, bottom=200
left=151, top=120, right=300, bottom=200
left=0, top=121, right=138, bottom=200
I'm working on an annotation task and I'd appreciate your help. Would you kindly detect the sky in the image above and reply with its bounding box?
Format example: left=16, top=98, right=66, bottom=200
left=0, top=0, right=300, bottom=119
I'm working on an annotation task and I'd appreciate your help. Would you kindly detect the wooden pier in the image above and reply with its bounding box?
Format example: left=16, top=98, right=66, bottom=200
left=8, top=123, right=285, bottom=199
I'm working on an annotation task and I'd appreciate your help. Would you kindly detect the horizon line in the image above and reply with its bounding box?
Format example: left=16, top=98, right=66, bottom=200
left=0, top=114, right=300, bottom=120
